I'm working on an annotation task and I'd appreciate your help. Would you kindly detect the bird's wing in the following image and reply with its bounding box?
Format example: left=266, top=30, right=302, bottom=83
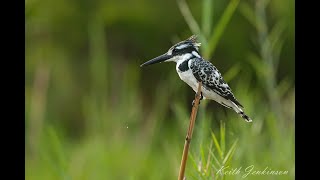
left=190, top=58, right=244, bottom=108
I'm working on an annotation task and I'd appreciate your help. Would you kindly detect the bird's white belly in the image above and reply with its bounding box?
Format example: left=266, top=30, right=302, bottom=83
left=177, top=69, right=199, bottom=92
left=177, top=69, right=233, bottom=108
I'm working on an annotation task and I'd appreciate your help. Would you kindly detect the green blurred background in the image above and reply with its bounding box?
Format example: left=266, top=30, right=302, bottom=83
left=25, top=0, right=294, bottom=179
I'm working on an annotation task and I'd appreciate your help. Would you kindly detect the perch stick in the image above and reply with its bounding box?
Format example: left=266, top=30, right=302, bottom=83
left=178, top=81, right=202, bottom=180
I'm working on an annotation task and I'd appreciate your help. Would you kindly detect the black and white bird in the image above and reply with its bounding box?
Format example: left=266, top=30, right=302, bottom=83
left=140, top=35, right=252, bottom=122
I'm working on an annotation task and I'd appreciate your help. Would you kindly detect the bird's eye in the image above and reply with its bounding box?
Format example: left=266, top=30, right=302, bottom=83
left=168, top=48, right=178, bottom=55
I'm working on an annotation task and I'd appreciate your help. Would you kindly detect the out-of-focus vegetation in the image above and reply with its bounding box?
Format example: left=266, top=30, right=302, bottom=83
left=25, top=0, right=294, bottom=179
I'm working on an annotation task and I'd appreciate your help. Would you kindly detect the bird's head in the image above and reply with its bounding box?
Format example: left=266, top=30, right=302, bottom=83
left=140, top=35, right=201, bottom=67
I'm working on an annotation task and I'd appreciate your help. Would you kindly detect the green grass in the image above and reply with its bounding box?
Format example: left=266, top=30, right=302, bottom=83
left=25, top=0, right=294, bottom=179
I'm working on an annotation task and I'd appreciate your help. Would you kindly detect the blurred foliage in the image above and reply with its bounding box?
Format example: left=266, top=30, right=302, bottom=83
left=26, top=0, right=294, bottom=179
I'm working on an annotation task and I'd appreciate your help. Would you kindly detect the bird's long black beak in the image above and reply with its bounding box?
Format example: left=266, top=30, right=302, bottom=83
left=140, top=53, right=172, bottom=67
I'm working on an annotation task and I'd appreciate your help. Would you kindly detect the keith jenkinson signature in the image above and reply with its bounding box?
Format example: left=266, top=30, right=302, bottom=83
left=216, top=165, right=289, bottom=178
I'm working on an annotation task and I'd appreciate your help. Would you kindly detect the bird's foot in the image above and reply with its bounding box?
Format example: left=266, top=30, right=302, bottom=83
left=191, top=92, right=203, bottom=106
left=194, top=92, right=203, bottom=99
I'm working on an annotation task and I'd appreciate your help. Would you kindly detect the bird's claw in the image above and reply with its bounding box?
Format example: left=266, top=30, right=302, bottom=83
left=194, top=92, right=203, bottom=100
left=192, top=92, right=203, bottom=106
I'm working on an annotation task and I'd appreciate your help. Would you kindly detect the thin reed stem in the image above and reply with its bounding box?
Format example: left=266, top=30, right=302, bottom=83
left=178, top=82, right=202, bottom=180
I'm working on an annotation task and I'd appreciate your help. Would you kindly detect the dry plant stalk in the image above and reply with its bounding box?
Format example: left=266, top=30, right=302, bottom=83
left=178, top=81, right=202, bottom=180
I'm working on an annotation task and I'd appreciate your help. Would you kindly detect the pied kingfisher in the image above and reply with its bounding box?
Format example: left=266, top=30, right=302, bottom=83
left=140, top=35, right=252, bottom=122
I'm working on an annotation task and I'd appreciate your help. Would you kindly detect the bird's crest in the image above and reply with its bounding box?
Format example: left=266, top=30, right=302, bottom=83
left=187, top=35, right=201, bottom=47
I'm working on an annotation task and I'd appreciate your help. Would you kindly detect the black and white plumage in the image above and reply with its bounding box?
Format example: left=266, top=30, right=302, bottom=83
left=140, top=35, right=252, bottom=122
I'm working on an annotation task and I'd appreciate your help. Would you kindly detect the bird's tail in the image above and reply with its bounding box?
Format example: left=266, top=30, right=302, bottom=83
left=230, top=101, right=252, bottom=122
left=238, top=111, right=252, bottom=122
